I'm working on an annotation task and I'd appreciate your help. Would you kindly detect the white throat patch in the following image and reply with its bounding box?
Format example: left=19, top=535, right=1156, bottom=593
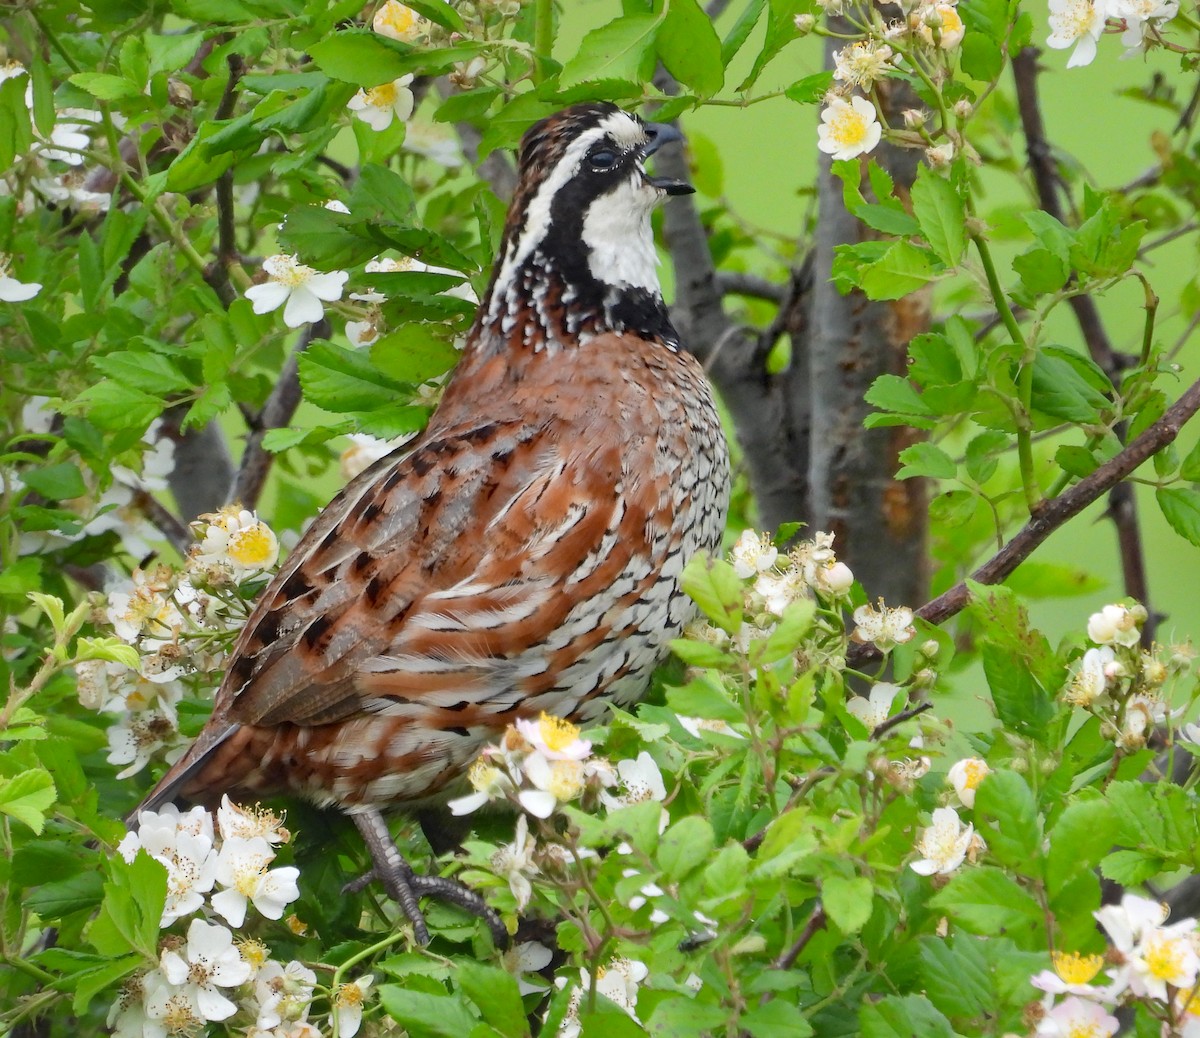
left=580, top=172, right=662, bottom=292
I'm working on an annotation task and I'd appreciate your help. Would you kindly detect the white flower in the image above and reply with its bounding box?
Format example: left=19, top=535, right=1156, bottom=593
left=358, top=254, right=476, bottom=302
left=817, top=96, right=882, bottom=161
left=217, top=795, right=289, bottom=844
left=912, top=2, right=966, bottom=47
left=1094, top=893, right=1169, bottom=954
left=601, top=752, right=668, bottom=811
left=450, top=56, right=487, bottom=90
left=1114, top=0, right=1179, bottom=48
left=519, top=753, right=585, bottom=818
left=447, top=755, right=516, bottom=815
left=211, top=835, right=300, bottom=927
left=341, top=433, right=411, bottom=481
left=345, top=318, right=381, bottom=348
left=1048, top=0, right=1108, bottom=67
left=846, top=683, right=900, bottom=731
left=730, top=529, right=778, bottom=579
left=323, top=198, right=350, bottom=214
left=142, top=968, right=203, bottom=1034
left=333, top=975, right=374, bottom=1038
left=677, top=715, right=743, bottom=740
left=1065, top=646, right=1116, bottom=707
left=852, top=599, right=915, bottom=650
left=946, top=757, right=990, bottom=809
left=1035, top=996, right=1119, bottom=1038
left=1117, top=692, right=1170, bottom=751
left=401, top=121, right=465, bottom=167
left=347, top=76, right=415, bottom=131
left=106, top=707, right=181, bottom=778
left=245, top=254, right=349, bottom=328
left=253, top=959, right=316, bottom=1029
left=1030, top=951, right=1112, bottom=998
left=491, top=813, right=538, bottom=910
left=910, top=807, right=977, bottom=875
left=755, top=566, right=808, bottom=614
left=124, top=804, right=219, bottom=925
left=159, top=919, right=251, bottom=1022
left=0, top=254, right=41, bottom=301
left=192, top=506, right=280, bottom=574
left=1087, top=603, right=1142, bottom=647
left=816, top=560, right=855, bottom=595
left=1182, top=721, right=1200, bottom=746
left=558, top=959, right=649, bottom=1037
left=833, top=41, right=894, bottom=90
left=373, top=1, right=425, bottom=41
left=502, top=940, right=553, bottom=995
left=515, top=713, right=592, bottom=761
left=1125, top=921, right=1200, bottom=1000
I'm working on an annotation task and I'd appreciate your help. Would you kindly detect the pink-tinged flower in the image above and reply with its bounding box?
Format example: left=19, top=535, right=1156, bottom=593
left=1030, top=950, right=1115, bottom=999
left=158, top=919, right=251, bottom=1022
left=373, top=1, right=425, bottom=41
left=447, top=755, right=515, bottom=815
left=1035, top=996, right=1118, bottom=1038
left=1094, top=893, right=1169, bottom=954
left=729, top=529, right=778, bottom=578
left=245, top=254, right=349, bottom=328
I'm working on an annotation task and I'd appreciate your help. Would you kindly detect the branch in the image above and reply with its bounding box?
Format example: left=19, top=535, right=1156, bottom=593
left=1012, top=45, right=1154, bottom=640
left=130, top=489, right=192, bottom=558
left=209, top=53, right=245, bottom=309
left=848, top=375, right=1200, bottom=666
left=229, top=322, right=326, bottom=509
left=715, top=271, right=788, bottom=303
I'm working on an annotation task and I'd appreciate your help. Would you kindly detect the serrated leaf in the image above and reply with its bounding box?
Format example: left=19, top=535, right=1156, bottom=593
left=981, top=642, right=1056, bottom=743
left=309, top=31, right=484, bottom=86
left=297, top=340, right=409, bottom=413
left=861, top=995, right=954, bottom=1038
left=1046, top=799, right=1118, bottom=895
left=20, top=463, right=87, bottom=501
left=658, top=0, right=724, bottom=97
left=865, top=374, right=931, bottom=417
left=918, top=936, right=994, bottom=1019
left=378, top=985, right=478, bottom=1037
left=1100, top=849, right=1164, bottom=885
left=559, top=13, right=665, bottom=88
left=1030, top=352, right=1110, bottom=423
left=928, top=866, right=1043, bottom=936
left=25, top=871, right=104, bottom=920
left=896, top=442, right=956, bottom=480
left=721, top=0, right=766, bottom=65
left=823, top=876, right=873, bottom=934
left=455, top=960, right=528, bottom=1037
left=1014, top=247, right=1069, bottom=295
left=370, top=327, right=461, bottom=384
left=911, top=166, right=965, bottom=265
left=69, top=72, right=143, bottom=101
left=0, top=768, right=56, bottom=833
left=680, top=554, right=743, bottom=634
left=91, top=350, right=192, bottom=394
left=403, top=0, right=465, bottom=32
left=860, top=241, right=939, bottom=300
left=784, top=71, right=834, bottom=104
left=1157, top=487, right=1200, bottom=546
left=658, top=816, right=715, bottom=881
left=973, top=770, right=1040, bottom=871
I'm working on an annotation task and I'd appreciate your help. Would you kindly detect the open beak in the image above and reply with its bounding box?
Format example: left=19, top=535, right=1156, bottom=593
left=641, top=122, right=694, bottom=196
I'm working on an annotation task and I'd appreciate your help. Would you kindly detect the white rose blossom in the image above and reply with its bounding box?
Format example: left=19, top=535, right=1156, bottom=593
left=211, top=835, right=301, bottom=927
left=158, top=918, right=252, bottom=1022
left=817, top=95, right=882, bottom=161
left=910, top=806, right=980, bottom=875
left=333, top=975, right=374, bottom=1038
left=846, top=683, right=900, bottom=731
left=730, top=529, right=778, bottom=578
left=347, top=75, right=416, bottom=131
left=946, top=757, right=990, bottom=809
left=0, top=253, right=41, bottom=301
left=1035, top=996, right=1119, bottom=1038
left=245, top=254, right=349, bottom=328
left=1047, top=0, right=1108, bottom=67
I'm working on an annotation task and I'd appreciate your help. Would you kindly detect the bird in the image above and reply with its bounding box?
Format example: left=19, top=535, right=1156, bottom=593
left=131, top=101, right=732, bottom=944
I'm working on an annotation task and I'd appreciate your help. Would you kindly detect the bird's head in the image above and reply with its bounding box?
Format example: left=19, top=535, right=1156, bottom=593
left=482, top=103, right=692, bottom=346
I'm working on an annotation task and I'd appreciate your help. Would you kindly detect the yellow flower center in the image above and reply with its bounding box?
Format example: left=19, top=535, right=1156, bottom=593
left=375, top=1, right=421, bottom=39
left=546, top=759, right=585, bottom=802
left=1052, top=951, right=1103, bottom=984
left=1143, top=933, right=1188, bottom=983
left=939, top=6, right=964, bottom=36
left=960, top=760, right=988, bottom=791
left=538, top=713, right=582, bottom=753
left=234, top=855, right=268, bottom=897
left=468, top=759, right=503, bottom=793
left=1065, top=1022, right=1103, bottom=1038
left=286, top=913, right=308, bottom=935
left=829, top=108, right=869, bottom=149
left=227, top=524, right=276, bottom=567
left=366, top=82, right=398, bottom=108
left=336, top=982, right=366, bottom=1008
left=238, top=937, right=270, bottom=970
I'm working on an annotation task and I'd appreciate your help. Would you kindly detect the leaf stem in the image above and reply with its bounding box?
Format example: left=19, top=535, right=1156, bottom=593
left=533, top=0, right=553, bottom=84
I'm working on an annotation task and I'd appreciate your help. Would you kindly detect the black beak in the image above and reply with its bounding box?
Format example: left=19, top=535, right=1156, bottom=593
left=641, top=122, right=694, bottom=196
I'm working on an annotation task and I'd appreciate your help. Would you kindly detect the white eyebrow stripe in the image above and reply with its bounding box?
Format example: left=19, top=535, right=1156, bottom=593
left=486, top=111, right=648, bottom=318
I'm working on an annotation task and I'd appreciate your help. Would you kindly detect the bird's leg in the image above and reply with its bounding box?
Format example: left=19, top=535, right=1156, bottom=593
left=348, top=809, right=509, bottom=949
left=352, top=810, right=430, bottom=944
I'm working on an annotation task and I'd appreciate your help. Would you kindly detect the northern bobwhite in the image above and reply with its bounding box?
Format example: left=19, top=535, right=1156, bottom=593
left=133, top=102, right=731, bottom=943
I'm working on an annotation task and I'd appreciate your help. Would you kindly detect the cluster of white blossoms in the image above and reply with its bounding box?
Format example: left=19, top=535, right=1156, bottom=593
left=731, top=528, right=855, bottom=615
left=1030, top=894, right=1200, bottom=1037
left=1048, top=0, right=1179, bottom=66
left=107, top=800, right=376, bottom=1037
left=557, top=958, right=651, bottom=1037
left=1062, top=602, right=1194, bottom=753
left=810, top=0, right=967, bottom=162
left=909, top=756, right=990, bottom=875
left=189, top=505, right=282, bottom=580
left=0, top=60, right=112, bottom=213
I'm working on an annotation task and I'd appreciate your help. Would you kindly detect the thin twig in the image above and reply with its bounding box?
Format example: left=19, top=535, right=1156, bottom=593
left=848, top=375, right=1200, bottom=666
left=229, top=322, right=326, bottom=509
left=872, top=701, right=933, bottom=740
left=716, top=271, right=787, bottom=303
left=130, top=489, right=193, bottom=557
left=210, top=53, right=245, bottom=308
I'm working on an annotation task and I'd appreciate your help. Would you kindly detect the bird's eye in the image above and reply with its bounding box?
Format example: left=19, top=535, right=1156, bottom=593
left=589, top=149, right=618, bottom=170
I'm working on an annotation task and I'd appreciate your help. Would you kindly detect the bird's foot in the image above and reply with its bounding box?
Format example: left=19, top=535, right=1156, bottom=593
left=350, top=810, right=508, bottom=948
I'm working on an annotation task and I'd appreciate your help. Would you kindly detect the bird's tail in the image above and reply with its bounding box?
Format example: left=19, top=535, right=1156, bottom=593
left=124, top=722, right=240, bottom=828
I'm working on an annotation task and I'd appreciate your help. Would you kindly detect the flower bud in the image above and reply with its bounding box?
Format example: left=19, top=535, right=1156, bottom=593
left=902, top=108, right=926, bottom=129
left=926, top=141, right=955, bottom=168
left=953, top=99, right=973, bottom=119
left=794, top=13, right=817, bottom=33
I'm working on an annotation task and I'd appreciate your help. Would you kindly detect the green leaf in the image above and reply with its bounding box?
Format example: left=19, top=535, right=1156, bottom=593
left=20, top=463, right=87, bottom=501
left=1030, top=352, right=1110, bottom=423
left=741, top=999, right=813, bottom=1038
left=1004, top=561, right=1103, bottom=599
left=739, top=0, right=808, bottom=90
left=297, top=340, right=409, bottom=413
left=1046, top=799, right=1119, bottom=895
left=919, top=936, right=994, bottom=1020
left=455, top=960, right=528, bottom=1037
left=1100, top=849, right=1164, bottom=885
left=91, top=350, right=192, bottom=394
left=71, top=953, right=143, bottom=1016
left=752, top=600, right=815, bottom=664
left=1054, top=445, right=1099, bottom=479
left=1013, top=247, right=1069, bottom=296
left=68, top=72, right=143, bottom=101
left=658, top=816, right=715, bottom=881
left=309, top=31, right=484, bottom=86
left=378, top=985, right=478, bottom=1037
left=0, top=73, right=33, bottom=171
left=911, top=166, right=965, bottom=265
left=784, top=71, right=834, bottom=104
left=896, top=442, right=956, bottom=480
left=658, top=0, right=724, bottom=97
left=721, top=0, right=766, bottom=65
left=648, top=997, right=730, bottom=1037
left=928, top=867, right=1043, bottom=936
left=559, top=13, right=665, bottom=87
left=371, top=327, right=461, bottom=384
left=960, top=34, right=1002, bottom=82
left=861, top=995, right=955, bottom=1038
left=666, top=674, right=743, bottom=725
left=69, top=381, right=162, bottom=433
left=860, top=241, right=939, bottom=300
left=680, top=554, right=743, bottom=635
left=1157, top=487, right=1200, bottom=546
left=973, top=770, right=1040, bottom=872
left=1179, top=436, right=1200, bottom=481
left=25, top=871, right=104, bottom=920
left=403, top=0, right=465, bottom=32
left=0, top=768, right=56, bottom=833
left=89, top=852, right=167, bottom=959
left=981, top=643, right=1055, bottom=743
left=823, top=876, right=873, bottom=934
left=865, top=374, right=931, bottom=417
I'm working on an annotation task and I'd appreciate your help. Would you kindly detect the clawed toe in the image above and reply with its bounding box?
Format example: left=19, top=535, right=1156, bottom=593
left=351, top=809, right=508, bottom=948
